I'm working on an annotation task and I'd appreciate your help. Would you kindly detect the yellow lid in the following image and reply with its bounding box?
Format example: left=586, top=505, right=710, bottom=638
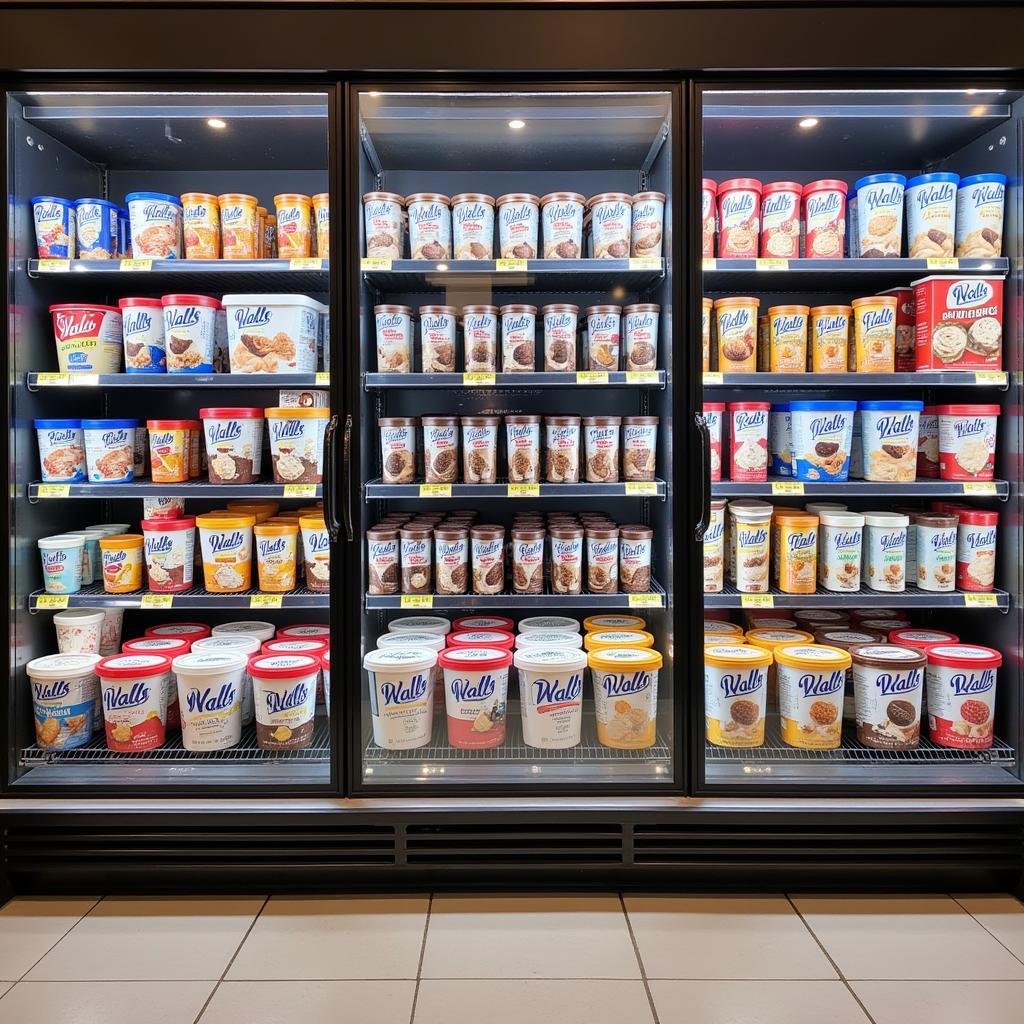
left=774, top=643, right=852, bottom=671
left=588, top=647, right=663, bottom=672
left=299, top=515, right=326, bottom=530
left=254, top=521, right=298, bottom=537
left=196, top=513, right=256, bottom=530
left=745, top=628, right=814, bottom=651
left=704, top=633, right=745, bottom=645
left=583, top=614, right=645, bottom=633
left=265, top=407, right=330, bottom=419
left=98, top=533, right=143, bottom=550
left=704, top=643, right=771, bottom=669
left=583, top=630, right=654, bottom=652
left=222, top=504, right=276, bottom=523
left=703, top=620, right=744, bottom=636
left=227, top=500, right=279, bottom=511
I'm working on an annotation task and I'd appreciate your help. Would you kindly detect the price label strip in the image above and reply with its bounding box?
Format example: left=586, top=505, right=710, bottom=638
left=628, top=257, right=661, bottom=271
left=119, top=258, right=152, bottom=272
left=36, top=372, right=99, bottom=387
left=625, top=371, right=660, bottom=384
left=507, top=483, right=540, bottom=498
left=576, top=371, right=609, bottom=385
left=495, top=258, right=528, bottom=272
left=963, top=593, right=998, bottom=607
left=250, top=594, right=284, bottom=609
left=463, top=372, right=496, bottom=387
left=37, top=259, right=70, bottom=273
left=419, top=484, right=452, bottom=498
left=140, top=594, right=174, bottom=609
left=926, top=257, right=959, bottom=270
left=974, top=370, right=1007, bottom=386
left=771, top=481, right=804, bottom=495
left=315, top=372, right=331, bottom=385
left=755, top=258, right=789, bottom=271
left=401, top=595, right=433, bottom=609
left=360, top=257, right=392, bottom=271
left=289, top=258, right=323, bottom=270
left=35, top=594, right=69, bottom=610
left=624, top=481, right=658, bottom=496
left=701, top=258, right=717, bottom=272
left=283, top=484, right=317, bottom=498
left=36, top=484, right=70, bottom=499
left=628, top=593, right=663, bottom=608
left=702, top=371, right=724, bottom=386
left=741, top=594, right=775, bottom=608
left=962, top=481, right=997, bottom=496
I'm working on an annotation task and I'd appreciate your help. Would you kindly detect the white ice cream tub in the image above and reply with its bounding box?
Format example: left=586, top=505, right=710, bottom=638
left=515, top=647, right=587, bottom=748
left=172, top=651, right=245, bottom=751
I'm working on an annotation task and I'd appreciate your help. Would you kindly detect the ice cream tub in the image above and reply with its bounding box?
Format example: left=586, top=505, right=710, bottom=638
left=912, top=275, right=1004, bottom=371
left=622, top=303, right=659, bottom=371
left=937, top=404, right=999, bottom=480
left=141, top=516, right=194, bottom=593
left=852, top=295, right=896, bottom=372
left=768, top=404, right=791, bottom=478
left=162, top=294, right=218, bottom=373
left=703, top=499, right=726, bottom=593
left=701, top=297, right=713, bottom=372
left=728, top=500, right=771, bottom=593
left=117, top=296, right=166, bottom=373
left=249, top=653, right=319, bottom=750
left=374, top=304, right=413, bottom=373
left=515, top=647, right=587, bottom=749
left=50, top=303, right=122, bottom=374
left=419, top=305, right=458, bottom=373
left=53, top=608, right=105, bottom=655
left=584, top=630, right=654, bottom=652
left=802, top=180, right=847, bottom=258
left=864, top=511, right=908, bottom=592
left=146, top=419, right=190, bottom=483
left=312, top=192, right=329, bottom=258
left=82, top=418, right=136, bottom=483
left=956, top=173, right=1005, bottom=258
left=217, top=193, right=258, bottom=259
left=448, top=630, right=514, bottom=651
left=926, top=644, right=1001, bottom=749
left=148, top=622, right=213, bottom=646
left=767, top=305, right=808, bottom=372
left=190, top=634, right=259, bottom=726
left=956, top=509, right=998, bottom=592
left=464, top=305, right=499, bottom=372
left=126, top=191, right=182, bottom=259
left=451, top=193, right=495, bottom=260
left=96, top=653, right=171, bottom=752
left=35, top=419, right=85, bottom=482
left=853, top=644, right=927, bottom=750
left=704, top=643, right=771, bottom=747
left=728, top=401, right=769, bottom=482
left=714, top=296, right=759, bottom=372
left=906, top=173, right=958, bottom=258
left=776, top=643, right=851, bottom=749
left=364, top=647, right=436, bottom=749
left=300, top=515, right=330, bottom=592
left=196, top=513, right=254, bottom=593
left=703, top=403, right=724, bottom=482
left=74, top=197, right=119, bottom=260
left=789, top=401, right=856, bottom=481
left=390, top=616, right=452, bottom=636
left=778, top=512, right=818, bottom=595
left=98, top=534, right=143, bottom=594
left=27, top=653, right=101, bottom=749
left=584, top=615, right=644, bottom=634
left=588, top=192, right=632, bottom=260
left=631, top=191, right=665, bottom=258
left=759, top=181, right=800, bottom=258
left=716, top=178, right=761, bottom=258
left=744, top=628, right=814, bottom=707
left=514, top=630, right=584, bottom=651
left=32, top=196, right=75, bottom=257
left=199, top=407, right=263, bottom=484
left=809, top=305, right=850, bottom=373
left=918, top=405, right=940, bottom=478
left=266, top=407, right=329, bottom=483
left=172, top=651, right=244, bottom=751
left=818, top=510, right=864, bottom=592
left=590, top=647, right=661, bottom=749
left=181, top=192, right=219, bottom=259
left=407, top=192, right=452, bottom=260
left=541, top=192, right=585, bottom=259
left=363, top=192, right=404, bottom=259
left=913, top=512, right=958, bottom=592
left=501, top=304, right=536, bottom=372
left=64, top=529, right=101, bottom=586
left=854, top=173, right=905, bottom=257
left=860, top=400, right=922, bottom=482
left=274, top=193, right=313, bottom=259
left=223, top=294, right=319, bottom=373
left=438, top=646, right=511, bottom=749
left=254, top=522, right=298, bottom=592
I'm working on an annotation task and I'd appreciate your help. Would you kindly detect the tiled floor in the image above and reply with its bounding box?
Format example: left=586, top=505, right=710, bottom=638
left=0, top=893, right=1021, bottom=1022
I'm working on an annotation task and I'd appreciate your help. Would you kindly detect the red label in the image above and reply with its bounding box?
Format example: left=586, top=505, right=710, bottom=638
left=105, top=714, right=165, bottom=752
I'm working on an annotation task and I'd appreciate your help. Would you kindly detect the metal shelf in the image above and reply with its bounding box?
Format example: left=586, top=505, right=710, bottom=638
left=361, top=257, right=665, bottom=291
left=705, top=720, right=1015, bottom=767
left=365, top=478, right=666, bottom=500
left=29, top=479, right=322, bottom=500
left=26, top=372, right=328, bottom=391
left=365, top=579, right=665, bottom=610
left=702, top=371, right=1009, bottom=390
left=711, top=479, right=1009, bottom=499
left=704, top=582, right=1009, bottom=610
left=29, top=583, right=329, bottom=611
left=365, top=370, right=666, bottom=389
left=26, top=258, right=328, bottom=290
left=20, top=720, right=331, bottom=768
left=703, top=256, right=1008, bottom=290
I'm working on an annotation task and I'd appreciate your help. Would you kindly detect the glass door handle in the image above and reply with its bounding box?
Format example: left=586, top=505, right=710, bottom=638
left=323, top=413, right=340, bottom=541
left=694, top=412, right=712, bottom=541
left=341, top=413, right=354, bottom=542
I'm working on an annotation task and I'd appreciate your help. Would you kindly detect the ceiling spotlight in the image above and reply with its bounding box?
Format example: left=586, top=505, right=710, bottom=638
left=207, top=118, right=227, bottom=129
left=508, top=119, right=526, bottom=130
left=798, top=117, right=819, bottom=129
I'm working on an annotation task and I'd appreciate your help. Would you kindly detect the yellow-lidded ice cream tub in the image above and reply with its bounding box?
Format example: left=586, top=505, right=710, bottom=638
left=583, top=629, right=654, bottom=652
left=777, top=512, right=818, bottom=594
left=704, top=633, right=745, bottom=645
left=589, top=647, right=662, bottom=749
left=704, top=643, right=771, bottom=747
left=196, top=513, right=255, bottom=593
left=851, top=295, right=897, bottom=373
left=703, top=619, right=744, bottom=639
left=744, top=627, right=814, bottom=706
left=775, top=643, right=852, bottom=749
left=583, top=614, right=645, bottom=633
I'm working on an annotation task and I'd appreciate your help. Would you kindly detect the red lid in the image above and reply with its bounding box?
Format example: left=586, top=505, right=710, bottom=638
left=140, top=516, right=196, bottom=532
left=118, top=297, right=163, bottom=309
left=923, top=405, right=938, bottom=414
left=161, top=294, right=221, bottom=309
left=438, top=646, right=513, bottom=672
left=888, top=628, right=959, bottom=651
left=727, top=402, right=771, bottom=412
left=927, top=644, right=1002, bottom=670
left=956, top=509, right=999, bottom=526
left=49, top=303, right=119, bottom=314
left=763, top=181, right=802, bottom=195
left=703, top=402, right=726, bottom=412
left=322, top=650, right=330, bottom=669
left=121, top=636, right=190, bottom=657
left=145, top=622, right=212, bottom=641
left=447, top=629, right=515, bottom=651
left=718, top=178, right=763, bottom=193
left=802, top=179, right=848, bottom=195
left=96, top=653, right=172, bottom=678
left=199, top=408, right=264, bottom=419
left=702, top=179, right=717, bottom=193
left=147, top=419, right=192, bottom=430
left=261, top=638, right=328, bottom=656
left=936, top=405, right=1001, bottom=416
left=247, top=653, right=320, bottom=678
left=453, top=616, right=514, bottom=632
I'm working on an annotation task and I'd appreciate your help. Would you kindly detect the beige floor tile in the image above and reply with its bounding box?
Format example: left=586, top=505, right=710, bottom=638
left=954, top=895, right=1024, bottom=963
left=650, top=980, right=870, bottom=1023
left=0, top=981, right=214, bottom=1023
left=227, top=896, right=428, bottom=980
left=199, top=980, right=416, bottom=1023
left=853, top=980, right=1024, bottom=1023
left=414, top=980, right=654, bottom=1023
left=624, top=896, right=836, bottom=980
left=421, top=896, right=638, bottom=979
left=793, top=895, right=1024, bottom=980
left=0, top=898, right=97, bottom=981
left=25, top=896, right=265, bottom=981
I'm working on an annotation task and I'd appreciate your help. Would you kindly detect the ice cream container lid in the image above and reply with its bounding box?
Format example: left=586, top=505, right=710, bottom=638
left=859, top=620, right=914, bottom=632
left=147, top=419, right=192, bottom=429
left=496, top=192, right=540, bottom=207
left=850, top=608, right=909, bottom=624
left=588, top=647, right=663, bottom=671
left=276, top=624, right=330, bottom=638
left=248, top=653, right=320, bottom=679
left=718, top=178, right=763, bottom=193
left=81, top=418, right=138, bottom=430
left=728, top=501, right=772, bottom=523
left=958, top=173, right=1007, bottom=187
left=788, top=401, right=857, bottom=412
left=388, top=616, right=451, bottom=635
left=85, top=524, right=132, bottom=535
left=714, top=296, right=759, bottom=310
left=517, top=616, right=581, bottom=633
left=438, top=647, right=512, bottom=671
left=793, top=610, right=849, bottom=626
left=926, top=644, right=1002, bottom=669
left=147, top=622, right=212, bottom=640
left=141, top=517, right=195, bottom=533
left=852, top=295, right=897, bottom=310
left=74, top=196, right=120, bottom=211
left=196, top=514, right=254, bottom=531
left=126, top=191, right=182, bottom=205
left=584, top=615, right=646, bottom=633
left=810, top=305, right=852, bottom=316
left=956, top=509, right=999, bottom=526
left=704, top=643, right=771, bottom=669
left=191, top=635, right=261, bottom=656
left=51, top=303, right=121, bottom=317
left=514, top=631, right=584, bottom=650
left=888, top=629, right=959, bottom=650
left=451, top=192, right=496, bottom=206
left=255, top=522, right=299, bottom=537
left=702, top=402, right=726, bottom=413
left=745, top=629, right=814, bottom=650
left=199, top=408, right=264, bottom=419
left=513, top=647, right=588, bottom=672
left=623, top=303, right=661, bottom=314
left=122, top=637, right=190, bottom=657
left=773, top=644, right=852, bottom=671
left=265, top=407, right=329, bottom=419
left=364, top=647, right=438, bottom=674
left=262, top=639, right=327, bottom=658
left=762, top=181, right=802, bottom=195
left=936, top=404, right=1001, bottom=417
left=419, top=305, right=459, bottom=317
left=209, top=621, right=274, bottom=641
left=907, top=173, right=959, bottom=188
left=376, top=631, right=446, bottom=652
left=851, top=644, right=927, bottom=669
left=363, top=191, right=405, bottom=204
left=217, top=193, right=258, bottom=205
left=172, top=651, right=246, bottom=675
left=813, top=629, right=884, bottom=650
left=854, top=173, right=907, bottom=189
left=27, top=652, right=102, bottom=680
left=273, top=193, right=312, bottom=205
left=181, top=192, right=218, bottom=203
left=911, top=512, right=959, bottom=528
left=702, top=179, right=718, bottom=192
left=447, top=630, right=515, bottom=650
left=703, top=620, right=745, bottom=636
left=584, top=630, right=655, bottom=651
left=38, top=534, right=85, bottom=550
left=705, top=634, right=743, bottom=645
left=587, top=191, right=633, bottom=206
left=859, top=401, right=924, bottom=412
left=32, top=195, right=73, bottom=205
left=34, top=418, right=82, bottom=429
left=227, top=500, right=279, bottom=511
left=802, top=179, right=848, bottom=195
left=97, top=653, right=172, bottom=678
left=161, top=294, right=220, bottom=310
left=728, top=401, right=771, bottom=412
left=863, top=512, right=909, bottom=528
left=99, top=534, right=143, bottom=550
left=53, top=608, right=105, bottom=625
left=819, top=510, right=865, bottom=528
left=540, top=192, right=586, bottom=206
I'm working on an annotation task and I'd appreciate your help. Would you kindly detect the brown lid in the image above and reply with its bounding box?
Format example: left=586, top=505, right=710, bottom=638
left=633, top=191, right=667, bottom=203
left=541, top=303, right=580, bottom=314
left=463, top=304, right=499, bottom=315
left=583, top=416, right=622, bottom=427
left=851, top=643, right=928, bottom=670
left=911, top=512, right=959, bottom=527
left=405, top=192, right=450, bottom=205
left=549, top=525, right=584, bottom=539
left=544, top=415, right=581, bottom=426
left=366, top=527, right=399, bottom=541
left=451, top=193, right=495, bottom=207
left=586, top=304, right=622, bottom=316
left=399, top=525, right=433, bottom=540
left=374, top=303, right=412, bottom=315
left=421, top=415, right=460, bottom=427
left=500, top=304, right=538, bottom=315
left=512, top=527, right=546, bottom=541
left=496, top=193, right=540, bottom=207
left=588, top=192, right=633, bottom=207
left=624, top=416, right=659, bottom=426
left=419, top=305, right=459, bottom=316
left=623, top=303, right=662, bottom=314
left=585, top=525, right=620, bottom=539
left=505, top=414, right=542, bottom=425
left=813, top=628, right=884, bottom=650
left=363, top=192, right=405, bottom=205
left=433, top=526, right=468, bottom=541
left=460, top=415, right=500, bottom=427
left=378, top=416, right=418, bottom=427
left=540, top=192, right=587, bottom=206
left=470, top=524, right=505, bottom=539
left=618, top=524, right=653, bottom=541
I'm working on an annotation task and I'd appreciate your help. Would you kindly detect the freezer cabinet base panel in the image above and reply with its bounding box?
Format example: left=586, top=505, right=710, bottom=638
left=2, top=805, right=1021, bottom=895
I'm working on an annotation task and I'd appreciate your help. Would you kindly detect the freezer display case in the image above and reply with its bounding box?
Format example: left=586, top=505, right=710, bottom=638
left=6, top=89, right=337, bottom=790
left=698, top=87, right=1023, bottom=791
left=352, top=88, right=680, bottom=789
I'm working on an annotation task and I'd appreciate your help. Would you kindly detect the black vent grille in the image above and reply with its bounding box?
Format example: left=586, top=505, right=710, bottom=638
left=405, top=823, right=625, bottom=865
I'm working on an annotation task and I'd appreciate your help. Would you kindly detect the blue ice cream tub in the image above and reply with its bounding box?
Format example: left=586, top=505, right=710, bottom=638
left=118, top=297, right=166, bottom=373
left=768, top=403, right=792, bottom=477
left=125, top=191, right=182, bottom=259
left=859, top=400, right=924, bottom=482
left=27, top=653, right=102, bottom=749
left=789, top=401, right=857, bottom=481
left=81, top=418, right=138, bottom=483
left=34, top=418, right=86, bottom=482
left=31, top=196, right=75, bottom=258
left=74, top=198, right=120, bottom=259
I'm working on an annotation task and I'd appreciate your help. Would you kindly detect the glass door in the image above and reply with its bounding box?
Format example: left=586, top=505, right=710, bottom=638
left=7, top=87, right=336, bottom=789
left=698, top=85, right=1023, bottom=791
left=353, top=87, right=679, bottom=790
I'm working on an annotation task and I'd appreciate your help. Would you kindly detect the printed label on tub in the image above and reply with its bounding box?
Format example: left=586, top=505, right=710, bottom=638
left=224, top=296, right=318, bottom=373
left=914, top=276, right=1004, bottom=371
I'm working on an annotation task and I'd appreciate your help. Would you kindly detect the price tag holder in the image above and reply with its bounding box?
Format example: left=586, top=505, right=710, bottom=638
left=771, top=481, right=805, bottom=495
left=926, top=257, right=959, bottom=270
left=628, top=593, right=662, bottom=608
left=964, top=593, right=998, bottom=607
left=36, top=484, right=70, bottom=499
left=495, top=258, right=528, bottom=272
left=315, top=372, right=330, bottom=385
left=963, top=481, right=997, bottom=496
left=400, top=595, right=433, bottom=609
left=974, top=370, right=1007, bottom=386
left=35, top=594, right=69, bottom=610
left=741, top=594, right=775, bottom=608
left=628, top=257, right=661, bottom=271
left=360, top=257, right=392, bottom=271
left=625, top=371, right=660, bottom=384
left=36, top=372, right=99, bottom=387
left=140, top=594, right=174, bottom=609
left=462, top=372, right=496, bottom=387
left=755, top=258, right=789, bottom=271
left=37, top=259, right=70, bottom=273
left=702, top=258, right=717, bottom=272
left=283, top=484, right=317, bottom=498
left=119, top=258, right=152, bottom=272
left=419, top=483, right=452, bottom=498
left=576, top=371, right=609, bottom=385
left=289, top=258, right=323, bottom=270
left=624, top=481, right=658, bottom=496
left=250, top=594, right=284, bottom=609
left=702, top=371, right=724, bottom=386
left=507, top=483, right=540, bottom=498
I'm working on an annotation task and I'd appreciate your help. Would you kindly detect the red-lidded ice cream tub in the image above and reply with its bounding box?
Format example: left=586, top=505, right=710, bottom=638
left=716, top=178, right=761, bottom=258
left=144, top=622, right=211, bottom=647
left=926, top=644, right=1001, bottom=749
left=956, top=508, right=998, bottom=592
left=759, top=182, right=801, bottom=258
left=701, top=179, right=717, bottom=257
left=801, top=180, right=847, bottom=258
left=917, top=405, right=939, bottom=479
left=438, top=646, right=511, bottom=749
left=887, top=628, right=959, bottom=653
left=703, top=402, right=725, bottom=482
left=727, top=401, right=769, bottom=482
left=881, top=286, right=916, bottom=372
left=912, top=275, right=1004, bottom=370
left=96, top=653, right=171, bottom=751
left=936, top=404, right=1000, bottom=480
left=50, top=303, right=123, bottom=374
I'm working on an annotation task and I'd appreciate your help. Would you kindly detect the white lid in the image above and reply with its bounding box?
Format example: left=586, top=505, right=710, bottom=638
left=863, top=511, right=910, bottom=527
left=853, top=645, right=923, bottom=662
left=65, top=529, right=106, bottom=541
left=517, top=616, right=580, bottom=633
left=249, top=653, right=320, bottom=676
left=125, top=638, right=188, bottom=652
left=98, top=654, right=169, bottom=673
left=376, top=631, right=446, bottom=652
left=212, top=621, right=276, bottom=640
left=221, top=294, right=320, bottom=308
left=705, top=644, right=767, bottom=662
left=53, top=609, right=105, bottom=625
left=703, top=621, right=744, bottom=635
left=387, top=616, right=451, bottom=634
left=819, top=510, right=865, bottom=527
left=277, top=625, right=330, bottom=638
left=172, top=651, right=246, bottom=674
left=514, top=647, right=587, bottom=671
left=728, top=501, right=773, bottom=523
left=38, top=534, right=84, bottom=549
left=514, top=631, right=584, bottom=649
left=585, top=616, right=645, bottom=630
left=27, top=653, right=101, bottom=680
left=450, top=631, right=509, bottom=644
left=442, top=647, right=507, bottom=664
left=593, top=648, right=656, bottom=663
left=191, top=635, right=261, bottom=655
left=364, top=647, right=437, bottom=673
left=85, top=524, right=131, bottom=534
left=588, top=630, right=649, bottom=645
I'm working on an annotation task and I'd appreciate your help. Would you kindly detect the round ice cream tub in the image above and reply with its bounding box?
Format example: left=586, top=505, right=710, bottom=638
left=768, top=404, right=791, bottom=478
left=956, top=173, right=1005, bottom=258
left=926, top=644, right=1002, bottom=749
left=262, top=638, right=327, bottom=703
left=584, top=629, right=654, bottom=652
left=863, top=511, right=908, bottom=592
left=775, top=643, right=851, bottom=750
left=419, top=305, right=458, bottom=373
left=406, top=192, right=451, bottom=260
left=254, top=522, right=299, bottom=592
left=32, top=195, right=75, bottom=257
left=266, top=407, right=329, bottom=484
left=217, top=193, right=258, bottom=259
left=809, top=305, right=851, bottom=373
left=463, top=305, right=499, bottom=372
left=744, top=628, right=814, bottom=707
left=162, top=294, right=218, bottom=374
left=701, top=297, right=713, bottom=372
left=73, top=197, right=119, bottom=260
left=172, top=651, right=244, bottom=751
left=818, top=510, right=864, bottom=591
left=141, top=516, right=195, bottom=593
left=852, top=644, right=927, bottom=750
left=623, top=303, right=659, bottom=371
left=82, top=418, right=136, bottom=483
left=956, top=509, right=998, bottom=592
left=200, top=407, right=263, bottom=483
left=126, top=191, right=182, bottom=259
left=703, top=498, right=726, bottom=593
left=300, top=515, right=330, bottom=592
left=913, top=512, right=958, bottom=592
left=514, top=630, right=584, bottom=651
left=859, top=401, right=922, bottom=482
left=759, top=181, right=801, bottom=258
left=802, top=179, right=847, bottom=258
left=728, top=401, right=769, bottom=482
left=53, top=608, right=105, bottom=655
left=500, top=305, right=536, bottom=372
left=181, top=192, right=220, bottom=259
left=447, top=630, right=515, bottom=651
left=540, top=191, right=585, bottom=259
left=854, top=173, right=905, bottom=258
left=438, top=646, right=511, bottom=749
left=191, top=634, right=260, bottom=726
left=585, top=305, right=621, bottom=372
left=27, top=652, right=101, bottom=749
left=584, top=615, right=645, bottom=634
left=376, top=631, right=445, bottom=707
left=50, top=303, right=122, bottom=374
left=701, top=179, right=717, bottom=256
left=99, top=533, right=143, bottom=594
left=96, top=653, right=171, bottom=752
left=937, top=404, right=1000, bottom=481
left=451, top=192, right=494, bottom=260
left=249, top=653, right=319, bottom=750
left=589, top=647, right=661, bottom=749
left=363, top=191, right=404, bottom=259
left=374, top=304, right=413, bottom=374
left=704, top=643, right=771, bottom=747
left=35, top=418, right=85, bottom=482
left=453, top=616, right=511, bottom=633
left=541, top=304, right=578, bottom=371
left=515, top=647, right=587, bottom=749
left=38, top=534, right=84, bottom=594
left=714, top=296, right=759, bottom=372
left=631, top=191, right=665, bottom=258
left=196, top=513, right=254, bottom=593
left=62, top=529, right=102, bottom=586
left=789, top=401, right=856, bottom=481
left=851, top=296, right=896, bottom=373
left=906, top=172, right=958, bottom=258
left=274, top=193, right=313, bottom=259
left=703, top=402, right=724, bottom=482
left=716, top=178, right=761, bottom=257
left=496, top=192, right=539, bottom=259
left=728, top=500, right=771, bottom=593
left=389, top=616, right=452, bottom=636
left=118, top=297, right=166, bottom=373
left=148, top=621, right=213, bottom=646
left=767, top=305, right=808, bottom=372
left=364, top=647, right=436, bottom=750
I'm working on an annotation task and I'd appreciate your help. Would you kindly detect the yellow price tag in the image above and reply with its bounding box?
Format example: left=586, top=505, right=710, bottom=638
left=140, top=594, right=174, bottom=609
left=119, top=258, right=152, bottom=271
left=964, top=593, right=998, bottom=607
left=250, top=594, right=284, bottom=609
left=628, top=593, right=662, bottom=608
left=771, top=481, right=804, bottom=495
left=289, top=258, right=323, bottom=270
left=315, top=372, right=330, bottom=385
left=36, top=484, right=70, bottom=498
left=419, top=484, right=452, bottom=498
left=741, top=594, right=775, bottom=608
left=495, top=258, right=528, bottom=272
left=703, top=372, right=724, bottom=385
left=963, top=482, right=997, bottom=496
left=401, top=595, right=434, bottom=609
left=576, top=371, right=609, bottom=385
left=36, top=594, right=69, bottom=610
left=283, top=484, right=317, bottom=498
left=926, top=257, right=959, bottom=269
left=625, top=371, right=660, bottom=384
left=508, top=483, right=540, bottom=498
left=755, top=258, right=789, bottom=270
left=462, top=372, right=496, bottom=386
left=628, top=257, right=661, bottom=271
left=37, top=259, right=70, bottom=272
left=360, top=257, right=392, bottom=271
left=702, top=258, right=717, bottom=271
left=35, top=373, right=71, bottom=386
left=974, top=370, right=1007, bottom=386
left=624, top=481, right=658, bottom=496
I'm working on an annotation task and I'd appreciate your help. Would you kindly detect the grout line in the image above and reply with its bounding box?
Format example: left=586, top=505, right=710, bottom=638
left=192, top=894, right=270, bottom=1024
left=950, top=894, right=1024, bottom=969
left=14, top=896, right=105, bottom=983
left=619, top=894, right=661, bottom=1024
left=407, top=894, right=433, bottom=1024
left=785, top=896, right=878, bottom=1024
